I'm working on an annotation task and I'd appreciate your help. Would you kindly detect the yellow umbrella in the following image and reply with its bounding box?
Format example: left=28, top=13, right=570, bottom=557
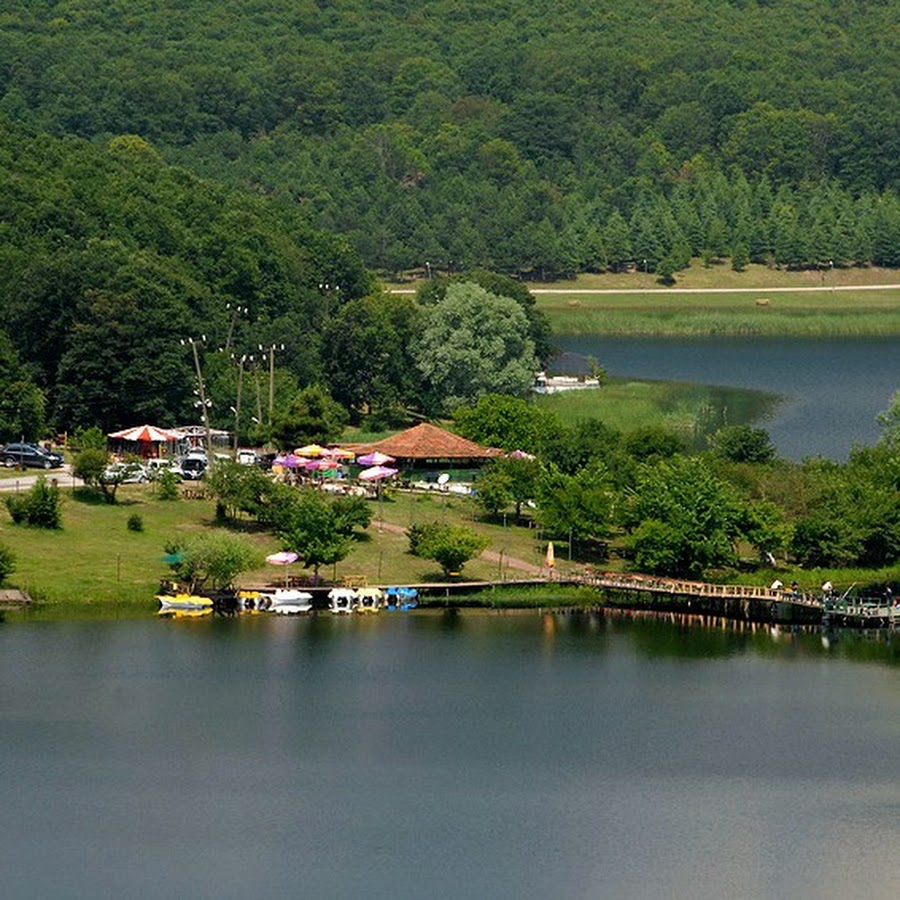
left=545, top=541, right=555, bottom=569
left=295, top=443, right=327, bottom=457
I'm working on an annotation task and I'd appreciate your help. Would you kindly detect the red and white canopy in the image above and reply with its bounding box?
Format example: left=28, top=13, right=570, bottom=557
left=108, top=424, right=180, bottom=443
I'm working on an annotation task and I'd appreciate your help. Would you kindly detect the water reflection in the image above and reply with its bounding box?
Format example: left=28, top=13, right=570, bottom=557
left=3, top=614, right=900, bottom=898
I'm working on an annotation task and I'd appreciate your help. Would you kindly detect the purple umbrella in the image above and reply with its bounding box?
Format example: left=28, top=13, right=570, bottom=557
left=357, top=451, right=396, bottom=466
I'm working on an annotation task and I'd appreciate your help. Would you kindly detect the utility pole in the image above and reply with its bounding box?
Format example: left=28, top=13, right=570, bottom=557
left=182, top=336, right=213, bottom=460
left=259, top=343, right=285, bottom=434
left=231, top=353, right=246, bottom=455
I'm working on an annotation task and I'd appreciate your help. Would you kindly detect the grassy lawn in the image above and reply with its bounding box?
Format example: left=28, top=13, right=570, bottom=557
left=387, top=262, right=900, bottom=336
left=528, top=261, right=900, bottom=292
left=0, top=486, right=240, bottom=610
left=0, top=483, right=571, bottom=614
left=539, top=289, right=900, bottom=336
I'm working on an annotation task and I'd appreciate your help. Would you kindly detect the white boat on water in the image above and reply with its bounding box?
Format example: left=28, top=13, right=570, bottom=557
left=261, top=588, right=313, bottom=615
left=328, top=588, right=356, bottom=614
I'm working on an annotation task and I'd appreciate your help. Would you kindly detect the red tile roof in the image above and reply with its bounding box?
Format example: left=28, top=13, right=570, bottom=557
left=354, top=423, right=498, bottom=460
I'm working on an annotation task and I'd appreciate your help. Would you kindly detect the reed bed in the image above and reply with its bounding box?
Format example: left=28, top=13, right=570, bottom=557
left=535, top=379, right=779, bottom=439
left=540, top=291, right=900, bottom=337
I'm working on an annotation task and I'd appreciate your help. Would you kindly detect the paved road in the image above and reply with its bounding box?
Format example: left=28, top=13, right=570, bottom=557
left=0, top=465, right=83, bottom=492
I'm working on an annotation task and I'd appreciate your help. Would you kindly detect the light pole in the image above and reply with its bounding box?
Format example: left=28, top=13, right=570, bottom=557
left=224, top=303, right=249, bottom=353
left=230, top=353, right=247, bottom=455
left=181, top=336, right=213, bottom=460
left=258, top=343, right=285, bottom=435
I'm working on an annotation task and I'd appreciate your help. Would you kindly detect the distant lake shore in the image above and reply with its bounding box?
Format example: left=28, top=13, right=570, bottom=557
left=554, top=334, right=897, bottom=460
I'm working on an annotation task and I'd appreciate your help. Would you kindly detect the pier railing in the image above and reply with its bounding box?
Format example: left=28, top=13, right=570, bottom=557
left=578, top=572, right=820, bottom=608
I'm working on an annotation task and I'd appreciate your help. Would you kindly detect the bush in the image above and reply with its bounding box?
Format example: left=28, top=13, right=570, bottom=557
left=155, top=468, right=181, bottom=501
left=407, top=520, right=488, bottom=576
left=4, top=476, right=62, bottom=529
left=127, top=513, right=144, bottom=532
left=0, top=543, right=15, bottom=585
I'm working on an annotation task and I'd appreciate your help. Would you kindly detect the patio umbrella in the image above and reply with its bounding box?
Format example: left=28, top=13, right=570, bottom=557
left=295, top=443, right=327, bottom=457
left=358, top=465, right=398, bottom=481
left=305, top=458, right=341, bottom=472
left=266, top=550, right=299, bottom=586
left=109, top=424, right=179, bottom=443
left=545, top=541, right=555, bottom=570
left=357, top=450, right=396, bottom=466
left=325, top=447, right=356, bottom=460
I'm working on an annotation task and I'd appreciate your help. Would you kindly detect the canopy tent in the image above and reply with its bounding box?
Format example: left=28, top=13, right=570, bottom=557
left=108, top=424, right=180, bottom=443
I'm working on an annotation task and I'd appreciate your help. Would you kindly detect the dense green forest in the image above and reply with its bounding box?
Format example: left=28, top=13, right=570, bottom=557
left=0, top=122, right=372, bottom=435
left=1, top=0, right=899, bottom=275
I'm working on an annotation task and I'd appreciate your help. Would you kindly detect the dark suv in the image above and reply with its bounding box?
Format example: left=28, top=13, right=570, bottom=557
left=1, top=442, right=64, bottom=469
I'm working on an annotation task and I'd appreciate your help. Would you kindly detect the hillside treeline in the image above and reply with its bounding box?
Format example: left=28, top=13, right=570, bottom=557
left=0, top=122, right=554, bottom=439
left=0, top=123, right=371, bottom=435
left=1, top=0, right=898, bottom=275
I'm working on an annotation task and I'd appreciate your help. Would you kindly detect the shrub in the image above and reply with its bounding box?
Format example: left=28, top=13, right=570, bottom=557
left=127, top=513, right=144, bottom=532
left=0, top=543, right=15, bottom=585
left=155, top=468, right=181, bottom=501
left=4, top=476, right=62, bottom=529
left=408, top=520, right=488, bottom=576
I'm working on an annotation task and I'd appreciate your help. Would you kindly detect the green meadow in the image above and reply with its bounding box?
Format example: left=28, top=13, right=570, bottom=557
left=537, top=289, right=900, bottom=337
left=536, top=379, right=781, bottom=443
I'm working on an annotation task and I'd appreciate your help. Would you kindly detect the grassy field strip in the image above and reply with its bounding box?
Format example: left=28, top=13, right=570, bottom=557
left=533, top=284, right=900, bottom=293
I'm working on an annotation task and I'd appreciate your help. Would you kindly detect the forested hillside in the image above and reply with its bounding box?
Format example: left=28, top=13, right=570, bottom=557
left=0, top=123, right=370, bottom=434
left=1, top=0, right=898, bottom=275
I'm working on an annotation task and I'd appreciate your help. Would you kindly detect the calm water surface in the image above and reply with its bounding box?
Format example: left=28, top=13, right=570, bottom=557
left=3, top=614, right=900, bottom=898
left=557, top=336, right=899, bottom=459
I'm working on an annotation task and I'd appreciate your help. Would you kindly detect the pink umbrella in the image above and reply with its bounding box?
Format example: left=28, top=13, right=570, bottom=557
left=305, top=459, right=341, bottom=472
left=266, top=551, right=298, bottom=565
left=324, top=447, right=356, bottom=460
left=358, top=465, right=398, bottom=481
left=266, top=550, right=299, bottom=586
left=357, top=450, right=396, bottom=466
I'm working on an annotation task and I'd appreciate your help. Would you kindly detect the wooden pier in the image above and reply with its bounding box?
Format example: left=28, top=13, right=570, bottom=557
left=572, top=572, right=824, bottom=626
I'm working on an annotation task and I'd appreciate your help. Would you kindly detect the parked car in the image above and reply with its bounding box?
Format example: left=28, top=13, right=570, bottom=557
left=1, top=442, right=64, bottom=469
left=178, top=456, right=207, bottom=481
left=101, top=462, right=149, bottom=484
left=145, top=458, right=182, bottom=480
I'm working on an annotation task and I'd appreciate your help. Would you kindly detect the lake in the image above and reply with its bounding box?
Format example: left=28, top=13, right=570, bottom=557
left=556, top=336, right=898, bottom=459
left=3, top=613, right=900, bottom=899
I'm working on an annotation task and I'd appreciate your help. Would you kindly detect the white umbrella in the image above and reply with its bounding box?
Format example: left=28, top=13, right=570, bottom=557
left=358, top=465, right=398, bottom=481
